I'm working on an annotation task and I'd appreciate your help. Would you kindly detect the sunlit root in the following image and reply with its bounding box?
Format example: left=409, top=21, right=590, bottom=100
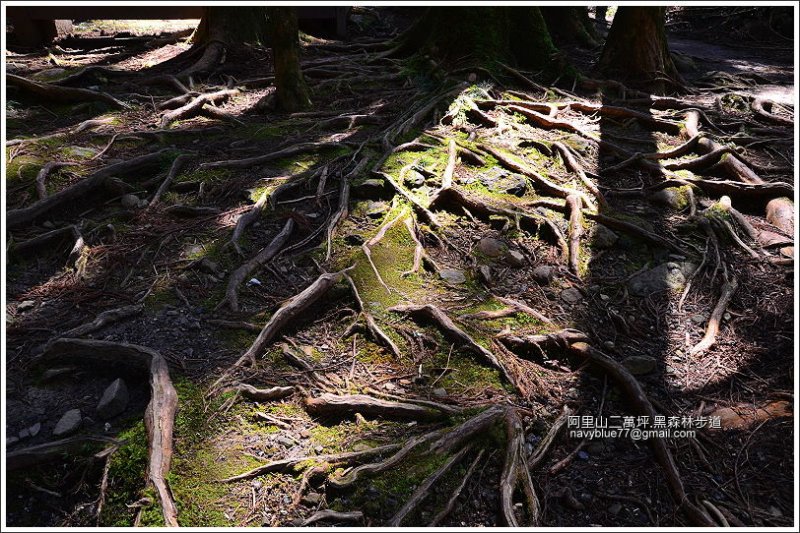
left=689, top=276, right=738, bottom=356
left=304, top=393, right=451, bottom=421
left=500, top=408, right=540, bottom=526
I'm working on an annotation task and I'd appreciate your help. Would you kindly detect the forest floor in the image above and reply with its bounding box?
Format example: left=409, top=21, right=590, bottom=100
left=4, top=8, right=795, bottom=528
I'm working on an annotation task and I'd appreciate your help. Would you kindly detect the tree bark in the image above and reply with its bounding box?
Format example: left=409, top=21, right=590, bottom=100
left=597, top=7, right=681, bottom=94
left=541, top=7, right=599, bottom=48
left=267, top=7, right=311, bottom=112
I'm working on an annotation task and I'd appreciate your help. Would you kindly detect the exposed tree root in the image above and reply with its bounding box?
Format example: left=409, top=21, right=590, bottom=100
left=200, top=141, right=340, bottom=170
left=7, top=150, right=169, bottom=230
left=159, top=88, right=239, bottom=128
left=6, top=435, right=120, bottom=471
left=345, top=275, right=401, bottom=357
left=567, top=342, right=715, bottom=527
left=428, top=449, right=485, bottom=526
left=7, top=73, right=126, bottom=109
left=220, top=443, right=403, bottom=483
left=500, top=329, right=590, bottom=357
left=35, top=162, right=79, bottom=200
left=529, top=406, right=571, bottom=469
left=325, top=173, right=351, bottom=261
left=213, top=266, right=354, bottom=387
left=500, top=408, right=540, bottom=526
left=57, top=304, right=144, bottom=339
left=304, top=393, right=451, bottom=421
left=362, top=209, right=406, bottom=294
left=232, top=383, right=295, bottom=402
left=302, top=510, right=364, bottom=526
left=388, top=304, right=514, bottom=386
left=586, top=212, right=691, bottom=256
left=462, top=295, right=552, bottom=325
left=551, top=142, right=607, bottom=209
left=10, top=224, right=80, bottom=258
left=149, top=153, right=192, bottom=207
left=765, top=197, right=794, bottom=257
left=38, top=338, right=179, bottom=526
left=751, top=97, right=793, bottom=126
left=221, top=218, right=295, bottom=312
left=378, top=171, right=441, bottom=228
left=689, top=276, right=739, bottom=356
left=387, top=445, right=471, bottom=526
left=565, top=195, right=584, bottom=275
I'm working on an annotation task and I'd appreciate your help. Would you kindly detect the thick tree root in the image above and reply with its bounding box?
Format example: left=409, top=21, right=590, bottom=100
left=551, top=142, right=607, bottom=209
left=690, top=276, right=738, bottom=356
left=57, top=304, right=144, bottom=340
left=302, top=510, right=363, bottom=526
left=462, top=295, right=552, bottom=325
left=326, top=175, right=351, bottom=261
left=304, top=393, right=451, bottom=421
left=388, top=304, right=514, bottom=385
left=11, top=224, right=80, bottom=258
left=7, top=150, right=169, bottom=230
left=213, top=266, right=354, bottom=388
left=529, top=406, right=571, bottom=469
left=387, top=445, right=471, bottom=526
left=220, top=443, right=402, bottom=483
left=751, top=97, right=793, bottom=126
left=160, top=88, right=239, bottom=128
left=567, top=342, right=715, bottom=527
left=566, top=195, right=584, bottom=275
left=221, top=218, right=295, bottom=312
left=500, top=408, right=540, bottom=526
left=6, top=435, right=120, bottom=471
left=38, top=338, right=179, bottom=526
left=362, top=210, right=406, bottom=294
left=35, top=162, right=79, bottom=200
left=7, top=73, right=126, bottom=109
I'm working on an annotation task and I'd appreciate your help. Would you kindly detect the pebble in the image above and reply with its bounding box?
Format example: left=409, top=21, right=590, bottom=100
left=505, top=250, right=526, bottom=267
left=602, top=340, right=615, bottom=350
left=276, top=435, right=296, bottom=447
left=476, top=237, right=506, bottom=258
left=477, top=264, right=492, bottom=285
left=560, top=288, right=584, bottom=304
left=97, top=378, right=129, bottom=419
left=17, top=300, right=36, bottom=312
left=439, top=268, right=466, bottom=284
left=53, top=409, right=83, bottom=437
left=432, top=387, right=447, bottom=398
left=622, top=355, right=657, bottom=376
left=532, top=265, right=555, bottom=285
left=608, top=502, right=623, bottom=515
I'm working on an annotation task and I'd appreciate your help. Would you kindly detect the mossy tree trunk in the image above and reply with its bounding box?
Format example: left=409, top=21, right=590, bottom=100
left=395, top=7, right=560, bottom=71
left=267, top=7, right=311, bottom=112
left=597, top=7, right=681, bottom=94
left=541, top=7, right=599, bottom=48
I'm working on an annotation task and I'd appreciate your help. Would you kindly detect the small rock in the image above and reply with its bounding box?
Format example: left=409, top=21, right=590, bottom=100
left=17, top=300, right=36, bottom=312
left=97, top=378, right=129, bottom=419
left=314, top=445, right=324, bottom=454
left=41, top=367, right=73, bottom=381
left=7, top=436, right=20, bottom=446
left=302, top=492, right=322, bottom=506
left=592, top=224, right=619, bottom=249
left=197, top=257, right=220, bottom=274
left=120, top=194, right=141, bottom=209
left=399, top=379, right=412, bottom=386
left=769, top=505, right=783, bottom=517
left=628, top=262, right=697, bottom=296
left=479, top=170, right=528, bottom=196
left=577, top=450, right=590, bottom=461
left=690, top=314, right=707, bottom=325
left=439, top=268, right=466, bottom=284
left=276, top=435, right=296, bottom=447
left=505, top=250, right=526, bottom=267
left=432, top=387, right=447, bottom=398
left=18, top=428, right=30, bottom=440
left=532, top=265, right=555, bottom=285
left=477, top=265, right=492, bottom=285
left=608, top=502, right=623, bottom=515
left=602, top=340, right=615, bottom=350
left=384, top=382, right=396, bottom=391
left=365, top=200, right=389, bottom=218
left=649, top=187, right=689, bottom=210
left=53, top=409, right=83, bottom=437
left=560, top=288, right=584, bottom=304
left=28, top=422, right=41, bottom=437
left=352, top=178, right=390, bottom=199
left=299, top=429, right=311, bottom=439
left=525, top=442, right=534, bottom=455
left=405, top=170, right=426, bottom=188
left=622, top=355, right=657, bottom=376
left=476, top=237, right=506, bottom=258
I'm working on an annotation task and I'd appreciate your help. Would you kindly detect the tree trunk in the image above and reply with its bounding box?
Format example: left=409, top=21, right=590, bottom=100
left=267, top=7, right=311, bottom=112
left=191, top=7, right=268, bottom=45
left=395, top=7, right=561, bottom=71
left=597, top=7, right=680, bottom=94
left=541, top=7, right=599, bottom=48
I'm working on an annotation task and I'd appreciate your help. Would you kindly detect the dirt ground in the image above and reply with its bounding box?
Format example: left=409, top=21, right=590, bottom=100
left=4, top=7, right=795, bottom=528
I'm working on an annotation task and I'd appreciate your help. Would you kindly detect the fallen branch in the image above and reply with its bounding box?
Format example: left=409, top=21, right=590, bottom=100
left=566, top=195, right=583, bottom=275
left=689, top=276, right=738, bottom=356
left=302, top=510, right=363, bottom=526
left=57, top=304, right=144, bottom=339
left=304, top=393, right=450, bottom=421
left=149, top=153, right=192, bottom=207
left=234, top=383, right=295, bottom=402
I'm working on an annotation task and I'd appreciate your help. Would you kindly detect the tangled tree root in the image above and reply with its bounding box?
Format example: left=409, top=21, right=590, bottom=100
left=39, top=338, right=179, bottom=526
left=345, top=275, right=401, bottom=357
left=159, top=88, right=238, bottom=127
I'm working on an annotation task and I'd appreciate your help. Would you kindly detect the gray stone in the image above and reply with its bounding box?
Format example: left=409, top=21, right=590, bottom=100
left=365, top=200, right=389, bottom=218
left=18, top=428, right=30, bottom=439
left=622, top=355, right=657, bottom=376
left=505, top=250, right=526, bottom=267
left=476, top=237, right=506, bottom=258
left=432, top=387, right=448, bottom=398
left=608, top=502, right=623, bottom=515
left=592, top=224, right=619, bottom=249
left=439, top=268, right=466, bottom=284
left=18, top=300, right=36, bottom=312
left=602, top=340, right=615, bottom=350
left=97, top=378, right=129, bottom=419
left=477, top=265, right=492, bottom=285
left=560, top=288, right=584, bottom=304
left=276, top=435, right=296, bottom=447
left=121, top=194, right=141, bottom=209
left=649, top=187, right=689, bottom=210
left=53, top=409, right=82, bottom=437
left=352, top=178, right=390, bottom=199
left=7, top=436, right=19, bottom=446
left=405, top=170, right=425, bottom=188
left=479, top=170, right=528, bottom=196
left=29, top=422, right=42, bottom=437
left=532, top=265, right=555, bottom=285
left=690, top=314, right=707, bottom=325
left=302, top=492, right=323, bottom=506
left=627, top=262, right=697, bottom=296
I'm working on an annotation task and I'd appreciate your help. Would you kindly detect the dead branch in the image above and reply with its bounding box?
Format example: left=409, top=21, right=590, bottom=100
left=57, top=304, right=144, bottom=339
left=149, top=154, right=192, bottom=207
left=566, top=195, right=583, bottom=275
left=500, top=408, right=540, bottom=526
left=234, top=383, right=295, bottom=402
left=6, top=435, right=119, bottom=471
